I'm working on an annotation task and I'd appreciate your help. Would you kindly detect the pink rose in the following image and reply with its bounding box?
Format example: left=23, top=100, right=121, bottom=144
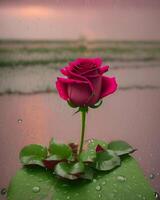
left=56, top=58, right=117, bottom=107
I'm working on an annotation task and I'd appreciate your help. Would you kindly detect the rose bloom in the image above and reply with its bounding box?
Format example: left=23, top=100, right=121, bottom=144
left=56, top=58, right=117, bottom=107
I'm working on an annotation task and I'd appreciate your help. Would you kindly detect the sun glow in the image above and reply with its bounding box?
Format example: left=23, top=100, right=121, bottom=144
left=19, top=6, right=53, bottom=17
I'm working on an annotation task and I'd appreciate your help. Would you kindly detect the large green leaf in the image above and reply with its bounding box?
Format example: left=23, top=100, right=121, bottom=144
left=7, top=156, right=156, bottom=200
left=19, top=144, right=48, bottom=167
left=108, top=140, right=135, bottom=156
left=49, top=138, right=72, bottom=159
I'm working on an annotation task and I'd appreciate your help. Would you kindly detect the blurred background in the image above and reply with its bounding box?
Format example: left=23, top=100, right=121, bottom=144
left=0, top=0, right=160, bottom=198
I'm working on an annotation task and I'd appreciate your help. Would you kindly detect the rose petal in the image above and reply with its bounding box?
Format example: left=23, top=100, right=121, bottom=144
left=65, top=69, right=94, bottom=93
left=67, top=76, right=102, bottom=106
left=99, top=65, right=109, bottom=74
left=56, top=78, right=69, bottom=100
left=92, top=57, right=102, bottom=67
left=67, top=82, right=92, bottom=106
left=100, top=76, right=117, bottom=98
left=56, top=77, right=89, bottom=101
left=60, top=67, right=70, bottom=76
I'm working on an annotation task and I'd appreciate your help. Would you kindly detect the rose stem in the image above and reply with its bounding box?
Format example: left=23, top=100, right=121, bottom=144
left=78, top=109, right=87, bottom=155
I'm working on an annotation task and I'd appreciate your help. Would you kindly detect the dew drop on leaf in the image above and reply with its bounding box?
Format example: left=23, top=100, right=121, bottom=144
left=117, top=175, right=126, bottom=182
left=137, top=194, right=142, bottom=198
left=32, top=186, right=40, bottom=193
left=96, top=185, right=101, bottom=191
left=93, top=179, right=97, bottom=183
left=66, top=196, right=70, bottom=199
left=98, top=194, right=102, bottom=198
left=75, top=193, right=79, bottom=196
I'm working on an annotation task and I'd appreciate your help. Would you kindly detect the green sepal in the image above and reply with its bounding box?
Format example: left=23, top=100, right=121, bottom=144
left=67, top=100, right=78, bottom=108
left=89, top=100, right=103, bottom=109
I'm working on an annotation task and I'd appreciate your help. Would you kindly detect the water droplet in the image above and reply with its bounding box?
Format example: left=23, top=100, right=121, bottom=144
left=32, top=186, right=40, bottom=193
left=113, top=189, right=118, bottom=193
left=66, top=196, right=70, bottom=199
left=98, top=194, right=102, bottom=198
left=149, top=173, right=155, bottom=180
left=93, top=179, right=97, bottom=183
left=102, top=181, right=106, bottom=185
left=96, top=185, right=101, bottom=191
left=1, top=188, right=7, bottom=195
left=155, top=192, right=160, bottom=199
left=137, top=194, right=142, bottom=198
left=117, top=175, right=126, bottom=182
left=17, top=119, right=22, bottom=123
left=88, top=139, right=94, bottom=143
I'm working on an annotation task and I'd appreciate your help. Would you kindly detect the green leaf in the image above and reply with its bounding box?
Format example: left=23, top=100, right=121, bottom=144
left=108, top=140, right=135, bottom=156
left=79, top=150, right=96, bottom=163
left=8, top=156, right=156, bottom=200
left=93, top=150, right=121, bottom=171
left=55, top=162, right=85, bottom=180
left=19, top=144, right=47, bottom=167
left=79, top=166, right=94, bottom=180
left=67, top=100, right=78, bottom=108
left=69, top=162, right=85, bottom=175
left=79, top=139, right=108, bottom=163
left=49, top=138, right=72, bottom=159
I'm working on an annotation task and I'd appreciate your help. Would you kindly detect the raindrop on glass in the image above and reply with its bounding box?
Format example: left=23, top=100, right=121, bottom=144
left=32, top=186, right=40, bottom=193
left=1, top=188, right=7, bottom=195
left=149, top=173, right=155, bottom=180
left=96, top=185, right=101, bottom=191
left=155, top=192, right=160, bottom=200
left=117, top=175, right=126, bottom=182
left=17, top=119, right=23, bottom=123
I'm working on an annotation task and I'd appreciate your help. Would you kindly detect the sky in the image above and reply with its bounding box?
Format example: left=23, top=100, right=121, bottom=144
left=0, top=0, right=160, bottom=40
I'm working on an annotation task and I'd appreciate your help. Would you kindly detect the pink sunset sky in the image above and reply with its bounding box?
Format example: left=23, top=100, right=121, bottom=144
left=0, top=0, right=160, bottom=40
